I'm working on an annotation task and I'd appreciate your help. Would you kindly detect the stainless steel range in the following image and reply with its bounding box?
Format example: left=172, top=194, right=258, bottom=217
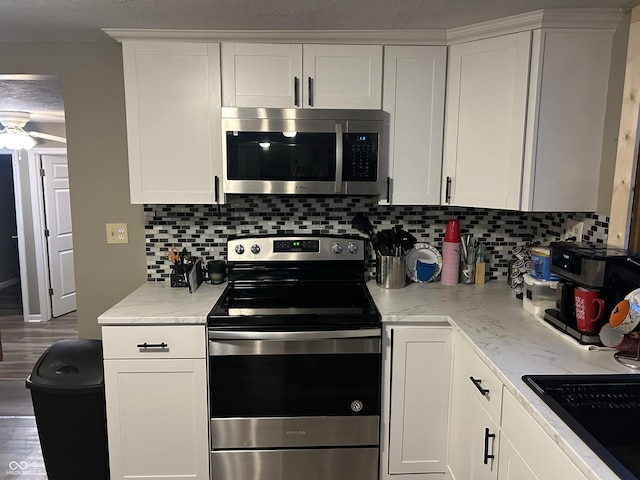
left=207, top=234, right=381, bottom=480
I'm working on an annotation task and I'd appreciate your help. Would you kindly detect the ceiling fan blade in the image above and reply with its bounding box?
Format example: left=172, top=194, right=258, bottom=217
left=28, top=131, right=67, bottom=144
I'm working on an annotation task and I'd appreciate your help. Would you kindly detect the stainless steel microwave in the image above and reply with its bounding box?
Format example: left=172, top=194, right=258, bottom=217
left=221, top=107, right=385, bottom=196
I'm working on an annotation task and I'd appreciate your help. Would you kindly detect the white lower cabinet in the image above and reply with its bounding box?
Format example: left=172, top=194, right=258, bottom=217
left=447, top=331, right=502, bottom=480
left=499, top=389, right=588, bottom=480
left=102, top=325, right=209, bottom=480
left=381, top=324, right=452, bottom=480
left=448, top=330, right=588, bottom=480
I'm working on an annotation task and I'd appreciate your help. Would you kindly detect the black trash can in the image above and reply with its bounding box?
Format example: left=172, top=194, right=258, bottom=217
left=26, top=339, right=109, bottom=480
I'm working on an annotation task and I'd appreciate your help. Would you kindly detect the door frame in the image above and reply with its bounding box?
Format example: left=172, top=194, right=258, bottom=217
left=11, top=147, right=68, bottom=322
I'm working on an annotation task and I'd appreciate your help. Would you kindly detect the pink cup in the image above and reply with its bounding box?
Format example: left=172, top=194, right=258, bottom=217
left=441, top=241, right=460, bottom=285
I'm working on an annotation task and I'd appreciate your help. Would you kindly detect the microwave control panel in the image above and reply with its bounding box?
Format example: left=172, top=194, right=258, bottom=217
left=343, top=133, right=378, bottom=181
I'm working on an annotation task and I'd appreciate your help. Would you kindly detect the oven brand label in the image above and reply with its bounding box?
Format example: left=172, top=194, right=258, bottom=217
left=286, top=430, right=307, bottom=435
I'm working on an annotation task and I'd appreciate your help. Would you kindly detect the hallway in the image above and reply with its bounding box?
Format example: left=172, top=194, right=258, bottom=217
left=0, top=283, right=78, bottom=479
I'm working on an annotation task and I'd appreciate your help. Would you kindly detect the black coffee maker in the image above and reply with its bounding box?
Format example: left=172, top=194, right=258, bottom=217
left=543, top=242, right=640, bottom=345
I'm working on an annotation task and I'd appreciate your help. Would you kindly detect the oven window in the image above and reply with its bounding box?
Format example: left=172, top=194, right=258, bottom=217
left=226, top=131, right=336, bottom=181
left=210, top=353, right=380, bottom=417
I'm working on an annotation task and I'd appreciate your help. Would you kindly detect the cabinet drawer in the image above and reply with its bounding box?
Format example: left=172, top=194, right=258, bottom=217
left=102, top=325, right=206, bottom=359
left=455, top=336, right=503, bottom=425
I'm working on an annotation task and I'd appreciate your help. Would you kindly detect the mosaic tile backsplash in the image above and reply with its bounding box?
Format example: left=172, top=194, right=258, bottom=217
left=144, top=196, right=609, bottom=282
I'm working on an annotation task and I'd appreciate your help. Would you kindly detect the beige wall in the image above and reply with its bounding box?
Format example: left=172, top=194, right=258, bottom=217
left=0, top=42, right=146, bottom=338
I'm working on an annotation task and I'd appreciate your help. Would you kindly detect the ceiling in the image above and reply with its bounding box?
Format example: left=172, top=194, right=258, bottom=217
left=0, top=0, right=631, bottom=122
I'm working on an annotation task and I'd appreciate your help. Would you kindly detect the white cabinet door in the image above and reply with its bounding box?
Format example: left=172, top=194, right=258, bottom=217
left=104, top=358, right=209, bottom=480
left=221, top=42, right=303, bottom=108
left=497, top=435, right=538, bottom=480
left=442, top=32, right=531, bottom=210
left=382, top=46, right=446, bottom=205
left=221, top=43, right=382, bottom=109
left=448, top=332, right=502, bottom=480
left=303, top=44, right=382, bottom=109
left=500, top=389, right=588, bottom=480
left=385, top=326, right=451, bottom=476
left=443, top=24, right=615, bottom=212
left=122, top=41, right=222, bottom=204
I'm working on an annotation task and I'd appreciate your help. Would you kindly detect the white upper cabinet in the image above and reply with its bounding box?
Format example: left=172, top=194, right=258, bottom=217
left=443, top=32, right=531, bottom=210
left=442, top=11, right=618, bottom=211
left=122, top=41, right=223, bottom=204
left=381, top=46, right=446, bottom=205
left=221, top=43, right=383, bottom=109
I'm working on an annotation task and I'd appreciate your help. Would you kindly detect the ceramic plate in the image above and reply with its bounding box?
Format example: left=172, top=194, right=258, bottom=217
left=405, top=243, right=443, bottom=283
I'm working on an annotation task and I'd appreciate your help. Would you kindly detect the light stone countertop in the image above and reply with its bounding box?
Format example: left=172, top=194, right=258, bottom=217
left=98, top=278, right=633, bottom=480
left=98, top=282, right=227, bottom=325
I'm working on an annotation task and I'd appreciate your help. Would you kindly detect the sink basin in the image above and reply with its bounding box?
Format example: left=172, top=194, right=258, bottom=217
left=523, top=374, right=640, bottom=480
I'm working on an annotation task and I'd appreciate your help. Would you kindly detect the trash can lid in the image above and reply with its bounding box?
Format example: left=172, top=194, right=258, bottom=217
left=26, top=339, right=104, bottom=393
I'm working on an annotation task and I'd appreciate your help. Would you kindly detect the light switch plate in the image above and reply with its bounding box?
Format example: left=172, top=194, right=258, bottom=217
left=106, top=223, right=128, bottom=244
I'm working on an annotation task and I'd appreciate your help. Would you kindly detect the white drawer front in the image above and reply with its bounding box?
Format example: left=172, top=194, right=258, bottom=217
left=456, top=337, right=504, bottom=425
left=102, top=325, right=206, bottom=359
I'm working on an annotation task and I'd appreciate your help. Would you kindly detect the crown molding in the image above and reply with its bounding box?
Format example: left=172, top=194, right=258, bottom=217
left=446, top=8, right=623, bottom=44
left=103, top=28, right=447, bottom=45
left=104, top=8, right=623, bottom=47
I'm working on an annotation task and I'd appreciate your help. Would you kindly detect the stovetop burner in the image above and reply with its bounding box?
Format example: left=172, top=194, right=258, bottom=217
left=208, top=235, right=381, bottom=330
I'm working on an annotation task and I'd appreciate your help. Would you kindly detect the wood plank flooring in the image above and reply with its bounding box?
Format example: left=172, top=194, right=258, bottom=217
left=0, top=284, right=79, bottom=479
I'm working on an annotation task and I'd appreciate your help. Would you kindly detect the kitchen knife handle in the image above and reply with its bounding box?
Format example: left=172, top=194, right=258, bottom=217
left=483, top=427, right=496, bottom=465
left=445, top=176, right=452, bottom=204
left=470, top=376, right=489, bottom=396
left=308, top=77, right=314, bottom=107
left=137, top=342, right=168, bottom=349
left=294, top=77, right=300, bottom=107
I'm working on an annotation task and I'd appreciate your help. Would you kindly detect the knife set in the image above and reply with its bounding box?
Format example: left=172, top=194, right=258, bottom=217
left=166, top=246, right=203, bottom=292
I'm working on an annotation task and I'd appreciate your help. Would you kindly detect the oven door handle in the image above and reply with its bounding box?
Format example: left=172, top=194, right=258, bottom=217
left=207, top=328, right=381, bottom=341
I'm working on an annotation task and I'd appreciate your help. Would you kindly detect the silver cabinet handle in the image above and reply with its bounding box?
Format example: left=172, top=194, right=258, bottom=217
left=11, top=235, right=18, bottom=239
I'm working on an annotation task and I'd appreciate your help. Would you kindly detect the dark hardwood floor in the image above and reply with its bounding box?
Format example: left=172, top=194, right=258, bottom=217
left=0, top=283, right=79, bottom=479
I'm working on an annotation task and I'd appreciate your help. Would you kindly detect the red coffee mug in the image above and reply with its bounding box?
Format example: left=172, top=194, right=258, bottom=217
left=574, top=287, right=605, bottom=333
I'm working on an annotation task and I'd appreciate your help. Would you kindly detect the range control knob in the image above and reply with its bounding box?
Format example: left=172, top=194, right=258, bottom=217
left=250, top=244, right=261, bottom=255
left=347, top=242, right=358, bottom=254
left=234, top=244, right=245, bottom=255
left=332, top=243, right=343, bottom=254
left=351, top=400, right=363, bottom=412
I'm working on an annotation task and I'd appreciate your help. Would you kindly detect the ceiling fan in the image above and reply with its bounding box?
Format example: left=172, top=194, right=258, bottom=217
left=0, top=111, right=66, bottom=151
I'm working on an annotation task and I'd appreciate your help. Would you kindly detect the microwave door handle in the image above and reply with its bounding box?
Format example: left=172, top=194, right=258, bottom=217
left=334, top=122, right=343, bottom=193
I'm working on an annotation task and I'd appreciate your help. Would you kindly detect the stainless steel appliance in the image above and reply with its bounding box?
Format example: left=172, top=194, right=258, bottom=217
left=207, top=235, right=381, bottom=480
left=523, top=374, right=640, bottom=480
left=543, top=242, right=640, bottom=345
left=221, top=107, right=385, bottom=196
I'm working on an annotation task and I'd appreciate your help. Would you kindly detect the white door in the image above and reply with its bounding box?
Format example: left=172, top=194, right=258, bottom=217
left=41, top=153, right=76, bottom=317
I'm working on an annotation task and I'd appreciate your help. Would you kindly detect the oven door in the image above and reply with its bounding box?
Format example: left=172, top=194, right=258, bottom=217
left=208, top=329, right=381, bottom=480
